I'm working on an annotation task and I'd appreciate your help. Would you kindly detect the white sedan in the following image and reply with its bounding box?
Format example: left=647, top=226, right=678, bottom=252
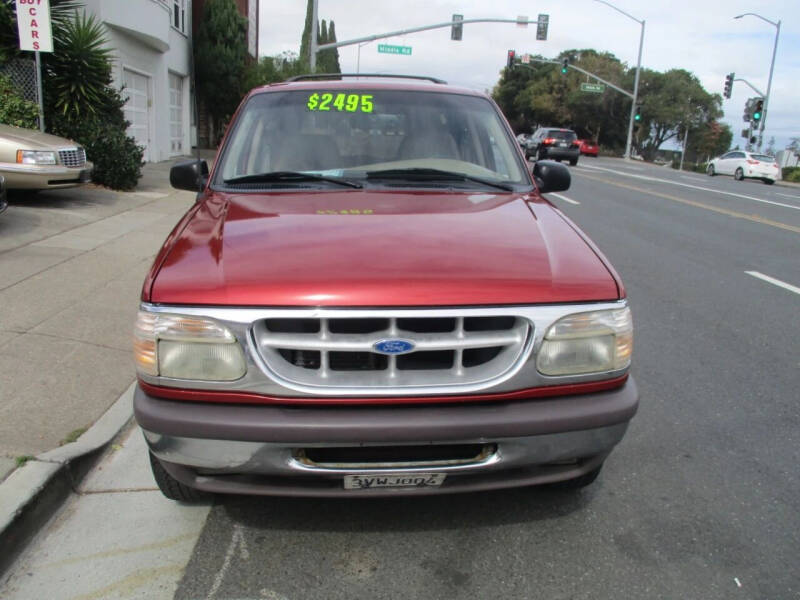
left=707, top=150, right=780, bottom=185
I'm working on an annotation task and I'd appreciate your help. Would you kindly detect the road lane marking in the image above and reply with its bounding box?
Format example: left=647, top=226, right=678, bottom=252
left=548, top=193, right=580, bottom=205
left=575, top=171, right=800, bottom=234
left=578, top=163, right=800, bottom=211
left=745, top=271, right=800, bottom=296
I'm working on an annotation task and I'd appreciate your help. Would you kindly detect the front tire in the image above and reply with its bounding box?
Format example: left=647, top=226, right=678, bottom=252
left=569, top=158, right=578, bottom=166
left=707, top=164, right=715, bottom=176
left=734, top=167, right=744, bottom=181
left=149, top=451, right=210, bottom=502
left=763, top=178, right=774, bottom=185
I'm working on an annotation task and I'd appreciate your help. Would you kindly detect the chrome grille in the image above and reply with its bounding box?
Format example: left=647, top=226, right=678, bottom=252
left=252, top=314, right=532, bottom=392
left=58, top=147, right=86, bottom=168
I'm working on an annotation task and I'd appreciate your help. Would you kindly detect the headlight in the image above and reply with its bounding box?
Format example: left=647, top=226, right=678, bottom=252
left=537, top=307, right=632, bottom=376
left=134, top=311, right=246, bottom=381
left=16, top=150, right=57, bottom=165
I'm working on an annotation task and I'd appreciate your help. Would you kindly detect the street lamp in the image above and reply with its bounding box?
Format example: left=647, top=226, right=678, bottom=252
left=734, top=13, right=781, bottom=151
left=593, top=0, right=645, bottom=160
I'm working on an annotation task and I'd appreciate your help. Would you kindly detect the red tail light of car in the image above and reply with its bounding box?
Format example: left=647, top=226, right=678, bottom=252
left=542, top=137, right=556, bottom=145
left=746, top=159, right=759, bottom=165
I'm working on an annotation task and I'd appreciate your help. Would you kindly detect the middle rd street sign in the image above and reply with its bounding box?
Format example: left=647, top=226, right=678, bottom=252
left=378, top=44, right=412, bottom=56
left=580, top=83, right=606, bottom=93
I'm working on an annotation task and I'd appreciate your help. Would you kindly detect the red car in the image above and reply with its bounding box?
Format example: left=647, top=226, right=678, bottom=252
left=579, top=139, right=599, bottom=157
left=134, top=75, right=638, bottom=500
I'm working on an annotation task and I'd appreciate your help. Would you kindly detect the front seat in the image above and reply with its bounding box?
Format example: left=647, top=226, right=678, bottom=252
left=398, top=130, right=460, bottom=160
left=271, top=134, right=342, bottom=171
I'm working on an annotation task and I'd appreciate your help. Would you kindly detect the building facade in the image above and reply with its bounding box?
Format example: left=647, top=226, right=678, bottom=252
left=82, top=0, right=193, bottom=163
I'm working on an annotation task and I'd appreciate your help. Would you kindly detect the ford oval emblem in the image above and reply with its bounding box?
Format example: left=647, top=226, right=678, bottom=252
left=373, top=339, right=416, bottom=355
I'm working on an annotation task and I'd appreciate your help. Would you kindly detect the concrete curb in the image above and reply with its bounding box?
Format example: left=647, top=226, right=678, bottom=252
left=0, top=382, right=136, bottom=575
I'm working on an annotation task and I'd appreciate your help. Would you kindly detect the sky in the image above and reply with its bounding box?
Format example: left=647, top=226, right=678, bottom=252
left=257, top=1, right=799, bottom=153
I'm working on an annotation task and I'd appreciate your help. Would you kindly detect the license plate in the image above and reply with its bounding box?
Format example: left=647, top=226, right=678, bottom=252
left=559, top=142, right=568, bottom=147
left=344, top=473, right=446, bottom=490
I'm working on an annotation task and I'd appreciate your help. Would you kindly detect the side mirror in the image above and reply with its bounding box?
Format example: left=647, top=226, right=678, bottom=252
left=170, top=159, right=209, bottom=192
left=532, top=160, right=571, bottom=194
left=0, top=175, right=7, bottom=215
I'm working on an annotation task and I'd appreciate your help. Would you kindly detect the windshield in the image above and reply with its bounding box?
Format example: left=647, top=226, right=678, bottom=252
left=215, top=89, right=529, bottom=189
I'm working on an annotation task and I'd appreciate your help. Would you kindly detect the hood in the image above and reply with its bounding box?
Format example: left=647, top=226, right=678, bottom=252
left=0, top=124, right=81, bottom=150
left=148, top=189, right=619, bottom=306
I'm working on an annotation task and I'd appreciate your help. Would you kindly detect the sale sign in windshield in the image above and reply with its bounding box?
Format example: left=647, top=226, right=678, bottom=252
left=16, top=0, right=53, bottom=53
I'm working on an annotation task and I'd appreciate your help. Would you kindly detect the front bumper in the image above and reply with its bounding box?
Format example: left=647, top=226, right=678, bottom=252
left=135, top=378, right=638, bottom=496
left=0, top=161, right=93, bottom=190
left=540, top=146, right=580, bottom=160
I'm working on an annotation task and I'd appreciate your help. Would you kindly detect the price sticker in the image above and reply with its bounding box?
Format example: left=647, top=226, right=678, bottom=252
left=307, top=93, right=374, bottom=113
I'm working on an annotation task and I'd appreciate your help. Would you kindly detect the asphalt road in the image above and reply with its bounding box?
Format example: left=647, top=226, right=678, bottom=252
left=173, top=159, right=800, bottom=600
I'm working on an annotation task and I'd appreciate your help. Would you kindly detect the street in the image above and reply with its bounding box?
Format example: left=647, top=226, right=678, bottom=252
left=1, top=158, right=799, bottom=599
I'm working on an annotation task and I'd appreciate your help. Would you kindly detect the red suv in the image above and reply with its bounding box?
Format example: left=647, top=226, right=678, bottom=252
left=134, top=75, right=637, bottom=500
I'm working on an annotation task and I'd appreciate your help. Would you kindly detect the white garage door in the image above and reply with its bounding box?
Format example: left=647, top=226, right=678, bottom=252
left=122, top=69, right=151, bottom=161
left=169, top=73, right=184, bottom=156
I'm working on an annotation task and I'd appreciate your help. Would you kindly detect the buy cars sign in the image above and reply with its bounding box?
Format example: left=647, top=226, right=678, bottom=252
left=16, top=0, right=53, bottom=52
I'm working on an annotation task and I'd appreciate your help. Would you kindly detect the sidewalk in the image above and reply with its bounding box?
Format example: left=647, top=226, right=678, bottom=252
left=0, top=160, right=199, bottom=568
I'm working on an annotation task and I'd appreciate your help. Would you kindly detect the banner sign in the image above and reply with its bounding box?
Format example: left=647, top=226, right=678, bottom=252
left=16, top=0, right=53, bottom=53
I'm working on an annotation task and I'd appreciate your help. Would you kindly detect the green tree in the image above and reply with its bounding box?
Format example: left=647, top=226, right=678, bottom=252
left=195, top=0, right=248, bottom=142
left=327, top=21, right=341, bottom=74
left=298, top=0, right=314, bottom=70
left=631, top=69, right=721, bottom=161
left=687, top=120, right=732, bottom=163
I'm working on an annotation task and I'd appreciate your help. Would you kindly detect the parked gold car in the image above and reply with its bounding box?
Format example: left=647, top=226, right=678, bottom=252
left=0, top=124, right=93, bottom=190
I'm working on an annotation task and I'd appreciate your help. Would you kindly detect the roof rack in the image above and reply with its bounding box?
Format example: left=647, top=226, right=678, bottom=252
left=285, top=73, right=447, bottom=84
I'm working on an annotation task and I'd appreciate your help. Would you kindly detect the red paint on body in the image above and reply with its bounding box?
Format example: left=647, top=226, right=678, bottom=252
left=146, top=190, right=620, bottom=306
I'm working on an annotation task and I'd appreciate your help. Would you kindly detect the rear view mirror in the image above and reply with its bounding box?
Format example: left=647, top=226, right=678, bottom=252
left=170, top=159, right=209, bottom=192
left=532, top=160, right=571, bottom=194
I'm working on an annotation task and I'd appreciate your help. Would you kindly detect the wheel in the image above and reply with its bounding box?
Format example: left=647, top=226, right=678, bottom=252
left=569, top=158, right=578, bottom=166
left=547, top=463, right=603, bottom=490
left=149, top=451, right=210, bottom=502
left=734, top=167, right=744, bottom=181
left=707, top=164, right=715, bottom=176
left=763, top=179, right=774, bottom=185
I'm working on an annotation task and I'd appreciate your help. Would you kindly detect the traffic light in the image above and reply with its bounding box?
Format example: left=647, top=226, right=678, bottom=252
left=561, top=58, right=568, bottom=74
left=752, top=98, right=763, bottom=122
left=723, top=72, right=734, bottom=99
left=451, top=14, right=463, bottom=41
left=507, top=50, right=516, bottom=70
left=634, top=104, right=642, bottom=122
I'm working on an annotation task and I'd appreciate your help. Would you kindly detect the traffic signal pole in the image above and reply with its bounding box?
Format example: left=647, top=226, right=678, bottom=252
left=624, top=20, right=645, bottom=160
left=310, top=14, right=549, bottom=71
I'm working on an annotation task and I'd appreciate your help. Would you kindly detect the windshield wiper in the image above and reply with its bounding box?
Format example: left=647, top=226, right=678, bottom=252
left=224, top=171, right=362, bottom=188
left=366, top=168, right=514, bottom=192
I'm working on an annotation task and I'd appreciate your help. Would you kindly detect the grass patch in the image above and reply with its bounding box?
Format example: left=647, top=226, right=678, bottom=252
left=15, top=455, right=36, bottom=467
left=60, top=427, right=88, bottom=446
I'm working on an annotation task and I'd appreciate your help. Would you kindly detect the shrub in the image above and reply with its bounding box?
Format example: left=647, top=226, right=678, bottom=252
left=0, top=73, right=38, bottom=128
left=41, top=13, right=143, bottom=190
left=782, top=166, right=800, bottom=183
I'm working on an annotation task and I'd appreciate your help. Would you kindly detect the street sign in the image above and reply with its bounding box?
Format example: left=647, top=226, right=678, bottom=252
left=521, top=53, right=530, bottom=64
left=378, top=44, right=412, bottom=56
left=16, top=0, right=52, bottom=52
left=536, top=14, right=549, bottom=41
left=580, top=82, right=605, bottom=93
